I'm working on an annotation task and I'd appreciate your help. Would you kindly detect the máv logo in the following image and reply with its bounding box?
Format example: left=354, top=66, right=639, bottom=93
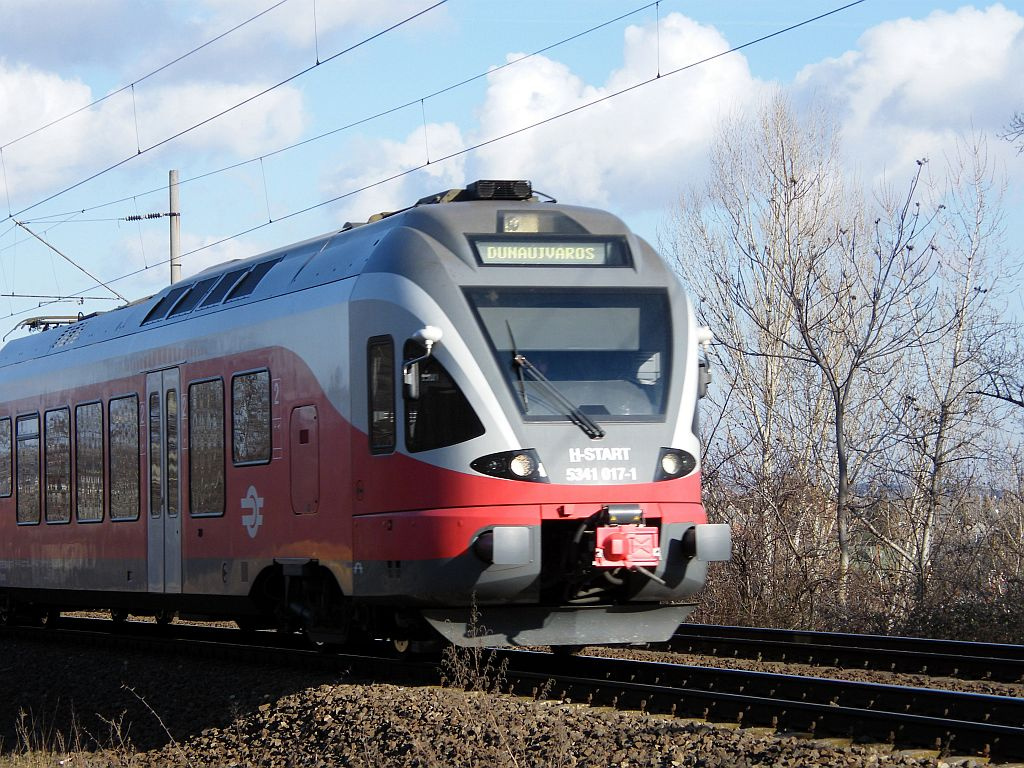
left=241, top=485, right=264, bottom=539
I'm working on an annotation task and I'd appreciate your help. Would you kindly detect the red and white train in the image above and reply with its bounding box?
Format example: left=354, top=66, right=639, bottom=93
left=0, top=180, right=730, bottom=648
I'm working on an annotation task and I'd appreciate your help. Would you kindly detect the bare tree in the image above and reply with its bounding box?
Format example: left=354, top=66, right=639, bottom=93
left=1000, top=111, right=1024, bottom=155
left=669, top=92, right=946, bottom=608
left=991, top=449, right=1024, bottom=583
left=977, top=334, right=1024, bottom=408
left=855, top=135, right=1016, bottom=615
left=666, top=96, right=840, bottom=623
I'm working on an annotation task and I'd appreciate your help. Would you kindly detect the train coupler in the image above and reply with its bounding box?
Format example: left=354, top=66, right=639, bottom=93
left=591, top=505, right=661, bottom=573
left=592, top=525, right=661, bottom=568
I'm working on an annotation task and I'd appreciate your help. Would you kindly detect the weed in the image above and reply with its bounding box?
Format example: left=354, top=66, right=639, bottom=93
left=0, top=705, right=136, bottom=768
left=437, top=601, right=509, bottom=693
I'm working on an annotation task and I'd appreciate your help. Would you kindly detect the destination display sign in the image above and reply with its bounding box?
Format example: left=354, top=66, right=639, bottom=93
left=472, top=237, right=629, bottom=266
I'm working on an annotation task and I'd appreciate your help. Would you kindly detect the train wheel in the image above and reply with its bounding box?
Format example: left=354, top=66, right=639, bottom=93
left=39, top=609, right=60, bottom=629
left=154, top=609, right=175, bottom=626
left=308, top=636, right=339, bottom=653
left=390, top=636, right=441, bottom=656
left=306, top=622, right=349, bottom=652
left=111, top=609, right=128, bottom=625
left=0, top=599, right=12, bottom=626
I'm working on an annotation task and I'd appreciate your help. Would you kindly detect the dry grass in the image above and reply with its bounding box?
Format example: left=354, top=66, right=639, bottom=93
left=0, top=706, right=131, bottom=767
left=0, top=685, right=190, bottom=768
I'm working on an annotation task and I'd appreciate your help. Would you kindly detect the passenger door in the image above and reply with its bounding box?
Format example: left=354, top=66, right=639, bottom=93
left=146, top=368, right=182, bottom=593
left=289, top=405, right=319, bottom=514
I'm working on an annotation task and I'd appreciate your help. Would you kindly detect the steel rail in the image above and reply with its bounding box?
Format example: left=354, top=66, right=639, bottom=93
left=0, top=618, right=428, bottom=682
left=497, top=650, right=1024, bottom=761
left=668, top=625, right=1024, bottom=682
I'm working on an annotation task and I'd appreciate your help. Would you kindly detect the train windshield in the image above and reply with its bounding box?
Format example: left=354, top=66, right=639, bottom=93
left=466, top=288, right=671, bottom=421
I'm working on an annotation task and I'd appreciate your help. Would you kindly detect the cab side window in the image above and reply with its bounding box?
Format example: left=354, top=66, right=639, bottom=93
left=232, top=370, right=271, bottom=465
left=368, top=337, right=395, bottom=454
left=0, top=417, right=11, bottom=498
left=403, top=341, right=484, bottom=453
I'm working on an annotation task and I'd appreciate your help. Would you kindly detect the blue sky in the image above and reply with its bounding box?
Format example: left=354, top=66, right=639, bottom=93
left=0, top=1, right=1021, bottom=336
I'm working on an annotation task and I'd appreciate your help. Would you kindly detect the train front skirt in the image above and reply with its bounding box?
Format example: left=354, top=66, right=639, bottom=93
left=420, top=603, right=694, bottom=647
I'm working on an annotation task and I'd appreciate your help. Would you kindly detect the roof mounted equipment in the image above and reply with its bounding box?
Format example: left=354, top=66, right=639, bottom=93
left=417, top=180, right=533, bottom=206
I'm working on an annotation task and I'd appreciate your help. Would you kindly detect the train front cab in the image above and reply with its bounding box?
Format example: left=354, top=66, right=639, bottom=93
left=348, top=184, right=731, bottom=648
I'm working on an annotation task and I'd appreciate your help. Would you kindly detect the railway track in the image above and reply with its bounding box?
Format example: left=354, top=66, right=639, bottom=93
left=499, top=650, right=1024, bottom=762
left=0, top=617, right=423, bottom=681
left=6, top=617, right=1024, bottom=762
left=669, top=624, right=1024, bottom=682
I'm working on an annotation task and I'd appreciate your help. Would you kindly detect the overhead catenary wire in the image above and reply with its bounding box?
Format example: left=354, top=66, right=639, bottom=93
left=0, top=0, right=293, bottom=153
left=173, top=0, right=871, bottom=261
left=0, top=0, right=866, bottom=324
left=18, top=0, right=661, bottom=226
left=4, top=0, right=449, bottom=223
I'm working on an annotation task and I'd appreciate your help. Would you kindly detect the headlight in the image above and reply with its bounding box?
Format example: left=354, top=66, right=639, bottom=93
left=661, top=452, right=683, bottom=476
left=471, top=449, right=548, bottom=482
left=509, top=453, right=537, bottom=477
left=655, top=448, right=697, bottom=481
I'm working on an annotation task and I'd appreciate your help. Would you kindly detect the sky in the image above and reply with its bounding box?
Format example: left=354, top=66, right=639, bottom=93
left=0, top=0, right=1022, bottom=339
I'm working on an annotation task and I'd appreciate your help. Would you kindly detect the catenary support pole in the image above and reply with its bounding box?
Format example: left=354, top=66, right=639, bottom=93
left=169, top=169, right=181, bottom=285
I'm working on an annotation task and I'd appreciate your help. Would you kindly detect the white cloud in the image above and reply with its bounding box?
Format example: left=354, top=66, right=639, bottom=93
left=467, top=13, right=766, bottom=213
left=326, top=13, right=767, bottom=216
left=0, top=60, right=306, bottom=207
left=332, top=5, right=1022, bottom=225
left=0, top=1, right=176, bottom=70
left=134, top=81, right=306, bottom=157
left=794, top=4, right=1024, bottom=180
left=320, top=121, right=467, bottom=224
left=0, top=61, right=132, bottom=203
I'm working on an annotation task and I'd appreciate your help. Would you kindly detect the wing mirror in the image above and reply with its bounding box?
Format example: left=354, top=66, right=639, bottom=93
left=696, top=326, right=713, bottom=399
left=403, top=326, right=443, bottom=400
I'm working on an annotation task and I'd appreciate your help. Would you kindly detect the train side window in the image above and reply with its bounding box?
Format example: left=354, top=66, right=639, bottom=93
left=166, top=389, right=179, bottom=518
left=189, top=379, right=225, bottom=516
left=232, top=370, right=271, bottom=465
left=15, top=414, right=40, bottom=525
left=367, top=337, right=395, bottom=454
left=0, top=417, right=11, bottom=498
left=403, top=341, right=485, bottom=453
left=109, top=395, right=140, bottom=521
left=75, top=403, right=104, bottom=522
left=44, top=408, right=71, bottom=524
left=149, top=391, right=162, bottom=518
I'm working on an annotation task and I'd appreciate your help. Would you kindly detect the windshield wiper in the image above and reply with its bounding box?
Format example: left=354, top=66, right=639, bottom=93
left=513, top=352, right=605, bottom=440
left=506, top=321, right=530, bottom=412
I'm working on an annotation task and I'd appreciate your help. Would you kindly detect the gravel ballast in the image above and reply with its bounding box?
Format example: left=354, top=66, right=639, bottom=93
left=0, top=632, right=1009, bottom=767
